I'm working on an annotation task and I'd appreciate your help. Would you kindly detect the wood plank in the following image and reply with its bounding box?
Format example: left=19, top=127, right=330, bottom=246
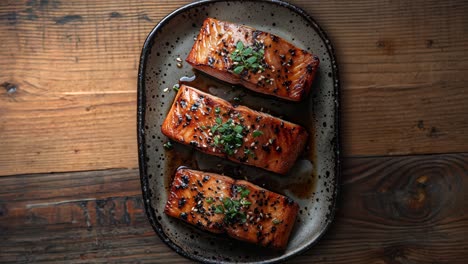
left=1, top=0, right=467, bottom=175
left=0, top=154, right=466, bottom=263
left=0, top=0, right=189, bottom=176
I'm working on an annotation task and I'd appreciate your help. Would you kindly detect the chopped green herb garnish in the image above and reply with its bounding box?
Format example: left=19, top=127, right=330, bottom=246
left=238, top=186, right=251, bottom=198
left=163, top=141, right=173, bottom=149
left=236, top=40, right=244, bottom=50
left=172, top=84, right=180, bottom=92
left=215, top=107, right=221, bottom=114
left=233, top=125, right=243, bottom=133
left=240, top=199, right=252, bottom=206
left=245, top=55, right=257, bottom=64
left=244, top=148, right=255, bottom=158
left=230, top=41, right=265, bottom=75
left=209, top=186, right=252, bottom=224
left=272, top=219, right=283, bottom=225
left=233, top=66, right=244, bottom=74
left=213, top=135, right=220, bottom=145
left=214, top=205, right=224, bottom=214
left=252, top=130, right=264, bottom=137
left=211, top=118, right=244, bottom=156
left=221, top=196, right=249, bottom=224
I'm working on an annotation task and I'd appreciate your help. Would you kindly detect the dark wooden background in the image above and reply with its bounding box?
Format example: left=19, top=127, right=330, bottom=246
left=1, top=0, right=467, bottom=263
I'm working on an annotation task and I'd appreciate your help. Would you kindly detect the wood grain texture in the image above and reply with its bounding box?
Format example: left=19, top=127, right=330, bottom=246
left=0, top=0, right=188, bottom=176
left=0, top=0, right=467, bottom=175
left=1, top=154, right=466, bottom=263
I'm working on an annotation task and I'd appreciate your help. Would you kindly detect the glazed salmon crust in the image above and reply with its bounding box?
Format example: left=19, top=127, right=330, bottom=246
left=161, top=85, right=309, bottom=175
left=186, top=17, right=320, bottom=101
left=164, top=168, right=299, bottom=249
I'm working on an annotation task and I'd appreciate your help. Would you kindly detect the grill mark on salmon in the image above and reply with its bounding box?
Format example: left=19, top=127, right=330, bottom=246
left=186, top=17, right=320, bottom=102
left=164, top=168, right=299, bottom=249
left=161, top=85, right=308, bottom=175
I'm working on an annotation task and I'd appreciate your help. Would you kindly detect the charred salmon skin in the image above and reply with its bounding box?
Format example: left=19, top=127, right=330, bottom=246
left=186, top=18, right=320, bottom=101
left=165, top=168, right=299, bottom=249
left=161, top=85, right=308, bottom=175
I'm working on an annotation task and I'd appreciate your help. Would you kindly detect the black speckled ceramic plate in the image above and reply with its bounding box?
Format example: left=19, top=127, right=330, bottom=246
left=137, top=0, right=340, bottom=263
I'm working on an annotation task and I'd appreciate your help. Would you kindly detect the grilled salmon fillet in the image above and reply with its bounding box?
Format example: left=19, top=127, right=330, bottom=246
left=161, top=85, right=308, bottom=175
left=165, top=168, right=299, bottom=249
left=186, top=18, right=320, bottom=102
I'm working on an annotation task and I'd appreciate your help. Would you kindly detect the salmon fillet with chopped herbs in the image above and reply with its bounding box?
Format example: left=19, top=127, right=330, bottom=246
left=164, top=168, right=299, bottom=249
left=186, top=17, right=320, bottom=101
left=161, top=85, right=308, bottom=175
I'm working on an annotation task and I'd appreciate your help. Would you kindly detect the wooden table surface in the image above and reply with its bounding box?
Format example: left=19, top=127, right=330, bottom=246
left=1, top=0, right=467, bottom=263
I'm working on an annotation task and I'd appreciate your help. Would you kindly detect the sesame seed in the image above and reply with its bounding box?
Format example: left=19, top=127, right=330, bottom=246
left=250, top=142, right=255, bottom=147
left=163, top=88, right=169, bottom=92
left=176, top=57, right=182, bottom=62
left=177, top=63, right=183, bottom=68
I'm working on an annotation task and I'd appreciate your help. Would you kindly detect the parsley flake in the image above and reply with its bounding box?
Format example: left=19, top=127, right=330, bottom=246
left=272, top=218, right=283, bottom=225
left=214, top=205, right=224, bottom=214
left=205, top=197, right=214, bottom=204
left=252, top=130, right=264, bottom=137
left=163, top=141, right=173, bottom=149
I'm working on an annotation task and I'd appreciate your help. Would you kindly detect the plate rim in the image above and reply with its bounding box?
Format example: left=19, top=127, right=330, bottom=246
left=137, top=0, right=341, bottom=263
